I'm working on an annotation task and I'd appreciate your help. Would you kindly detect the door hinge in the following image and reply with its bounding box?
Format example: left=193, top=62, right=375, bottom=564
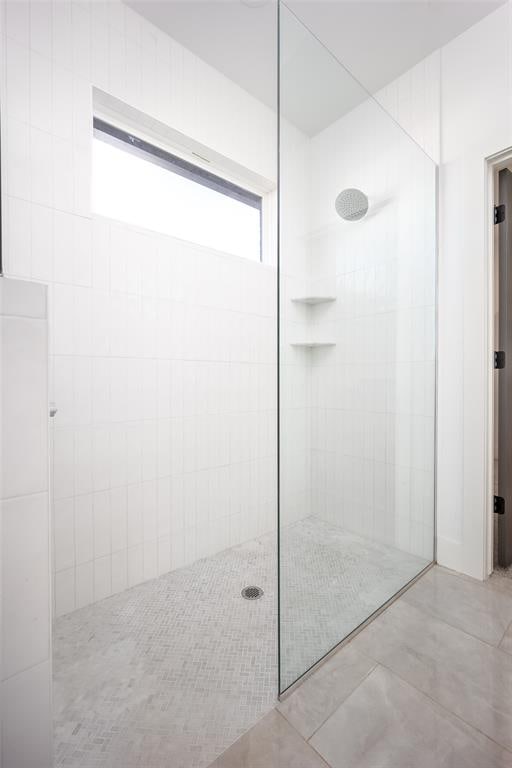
left=494, top=495, right=505, bottom=515
left=495, top=350, right=505, bottom=369
left=495, top=204, right=506, bottom=224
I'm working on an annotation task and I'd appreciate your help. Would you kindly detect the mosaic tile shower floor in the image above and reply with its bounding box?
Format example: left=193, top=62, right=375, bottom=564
left=280, top=518, right=430, bottom=689
left=53, top=533, right=277, bottom=768
left=53, top=518, right=429, bottom=768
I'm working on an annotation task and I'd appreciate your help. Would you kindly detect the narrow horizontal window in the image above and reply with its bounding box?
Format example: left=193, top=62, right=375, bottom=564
left=92, top=118, right=262, bottom=262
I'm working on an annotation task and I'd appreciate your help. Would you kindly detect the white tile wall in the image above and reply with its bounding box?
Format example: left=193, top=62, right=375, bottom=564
left=279, top=121, right=313, bottom=527
left=1, top=313, right=48, bottom=498
left=437, top=3, right=512, bottom=578
left=305, top=97, right=437, bottom=561
left=374, top=51, right=441, bottom=165
left=2, top=493, right=50, bottom=679
left=1, top=661, right=52, bottom=768
left=0, top=277, right=51, bottom=768
left=0, top=0, right=278, bottom=617
left=332, top=0, right=512, bottom=578
left=334, top=2, right=512, bottom=580
left=46, top=220, right=277, bottom=617
left=0, top=0, right=506, bottom=671
left=278, top=43, right=439, bottom=558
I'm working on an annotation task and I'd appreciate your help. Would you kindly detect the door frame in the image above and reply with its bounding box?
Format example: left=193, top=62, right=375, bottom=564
left=485, top=147, right=512, bottom=576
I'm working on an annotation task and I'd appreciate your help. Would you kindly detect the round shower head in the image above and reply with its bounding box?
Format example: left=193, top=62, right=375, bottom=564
left=335, top=188, right=369, bottom=221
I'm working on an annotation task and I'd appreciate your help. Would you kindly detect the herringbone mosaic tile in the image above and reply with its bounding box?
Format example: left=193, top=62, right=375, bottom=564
left=53, top=534, right=278, bottom=768
left=53, top=517, right=429, bottom=767
left=280, top=518, right=430, bottom=688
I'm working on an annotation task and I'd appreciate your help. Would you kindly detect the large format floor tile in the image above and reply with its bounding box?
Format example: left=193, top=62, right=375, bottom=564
left=489, top=572, right=512, bottom=597
left=310, top=665, right=512, bottom=768
left=209, top=710, right=329, bottom=768
left=500, top=622, right=512, bottom=656
left=402, top=566, right=512, bottom=645
left=350, top=598, right=512, bottom=751
left=278, top=644, right=375, bottom=739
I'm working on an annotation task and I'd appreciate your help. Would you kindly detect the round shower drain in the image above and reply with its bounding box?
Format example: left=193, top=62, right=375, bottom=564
left=241, top=586, right=264, bottom=600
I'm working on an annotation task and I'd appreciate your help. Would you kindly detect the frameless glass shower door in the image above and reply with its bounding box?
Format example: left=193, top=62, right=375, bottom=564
left=277, top=2, right=437, bottom=693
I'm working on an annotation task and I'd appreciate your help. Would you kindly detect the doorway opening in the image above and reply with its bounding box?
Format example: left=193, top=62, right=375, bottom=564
left=492, top=160, right=512, bottom=576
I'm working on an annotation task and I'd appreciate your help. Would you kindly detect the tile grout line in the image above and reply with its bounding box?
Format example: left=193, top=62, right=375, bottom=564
left=498, top=616, right=512, bottom=650
left=273, top=711, right=333, bottom=768
left=278, top=560, right=434, bottom=698
left=400, top=591, right=512, bottom=650
left=384, top=586, right=512, bottom=656
left=441, top=565, right=512, bottom=600
left=351, top=593, right=512, bottom=759
left=282, top=656, right=512, bottom=765
left=206, top=703, right=278, bottom=768
left=278, top=567, right=510, bottom=748
left=400, top=570, right=512, bottom=651
left=300, top=662, right=378, bottom=744
left=372, top=656, right=512, bottom=757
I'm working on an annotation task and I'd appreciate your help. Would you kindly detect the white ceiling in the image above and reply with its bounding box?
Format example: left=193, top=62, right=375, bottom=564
left=126, top=0, right=504, bottom=135
left=126, top=0, right=278, bottom=109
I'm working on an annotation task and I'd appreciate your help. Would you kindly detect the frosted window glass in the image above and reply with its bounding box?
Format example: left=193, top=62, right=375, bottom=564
left=92, top=137, right=261, bottom=261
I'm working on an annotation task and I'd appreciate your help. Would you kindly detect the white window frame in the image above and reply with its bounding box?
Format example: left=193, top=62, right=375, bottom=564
left=93, top=117, right=265, bottom=262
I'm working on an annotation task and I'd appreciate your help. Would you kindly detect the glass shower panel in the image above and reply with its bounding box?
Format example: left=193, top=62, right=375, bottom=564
left=278, top=3, right=436, bottom=692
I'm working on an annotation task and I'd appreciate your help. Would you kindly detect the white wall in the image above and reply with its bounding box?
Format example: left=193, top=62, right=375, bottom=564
left=436, top=2, right=512, bottom=579
left=276, top=23, right=440, bottom=560
left=303, top=97, right=436, bottom=561
left=377, top=0, right=512, bottom=579
left=279, top=121, right=313, bottom=527
left=0, top=0, right=279, bottom=616
left=297, top=3, right=512, bottom=580
left=0, top=0, right=503, bottom=643
left=0, top=278, right=52, bottom=768
left=277, top=23, right=443, bottom=560
left=350, top=3, right=512, bottom=579
left=50, top=218, right=276, bottom=616
left=375, top=51, right=440, bottom=166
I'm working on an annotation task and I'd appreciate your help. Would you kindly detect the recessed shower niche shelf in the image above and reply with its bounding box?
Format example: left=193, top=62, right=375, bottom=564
left=291, top=295, right=337, bottom=305
left=290, top=341, right=336, bottom=348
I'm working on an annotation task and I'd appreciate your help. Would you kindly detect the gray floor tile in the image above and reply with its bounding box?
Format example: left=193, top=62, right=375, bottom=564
left=350, top=598, right=512, bottom=751
left=488, top=572, right=512, bottom=597
left=209, top=710, right=329, bottom=768
left=278, top=644, right=375, bottom=739
left=500, top=622, right=512, bottom=656
left=310, top=665, right=512, bottom=768
left=402, top=566, right=512, bottom=645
